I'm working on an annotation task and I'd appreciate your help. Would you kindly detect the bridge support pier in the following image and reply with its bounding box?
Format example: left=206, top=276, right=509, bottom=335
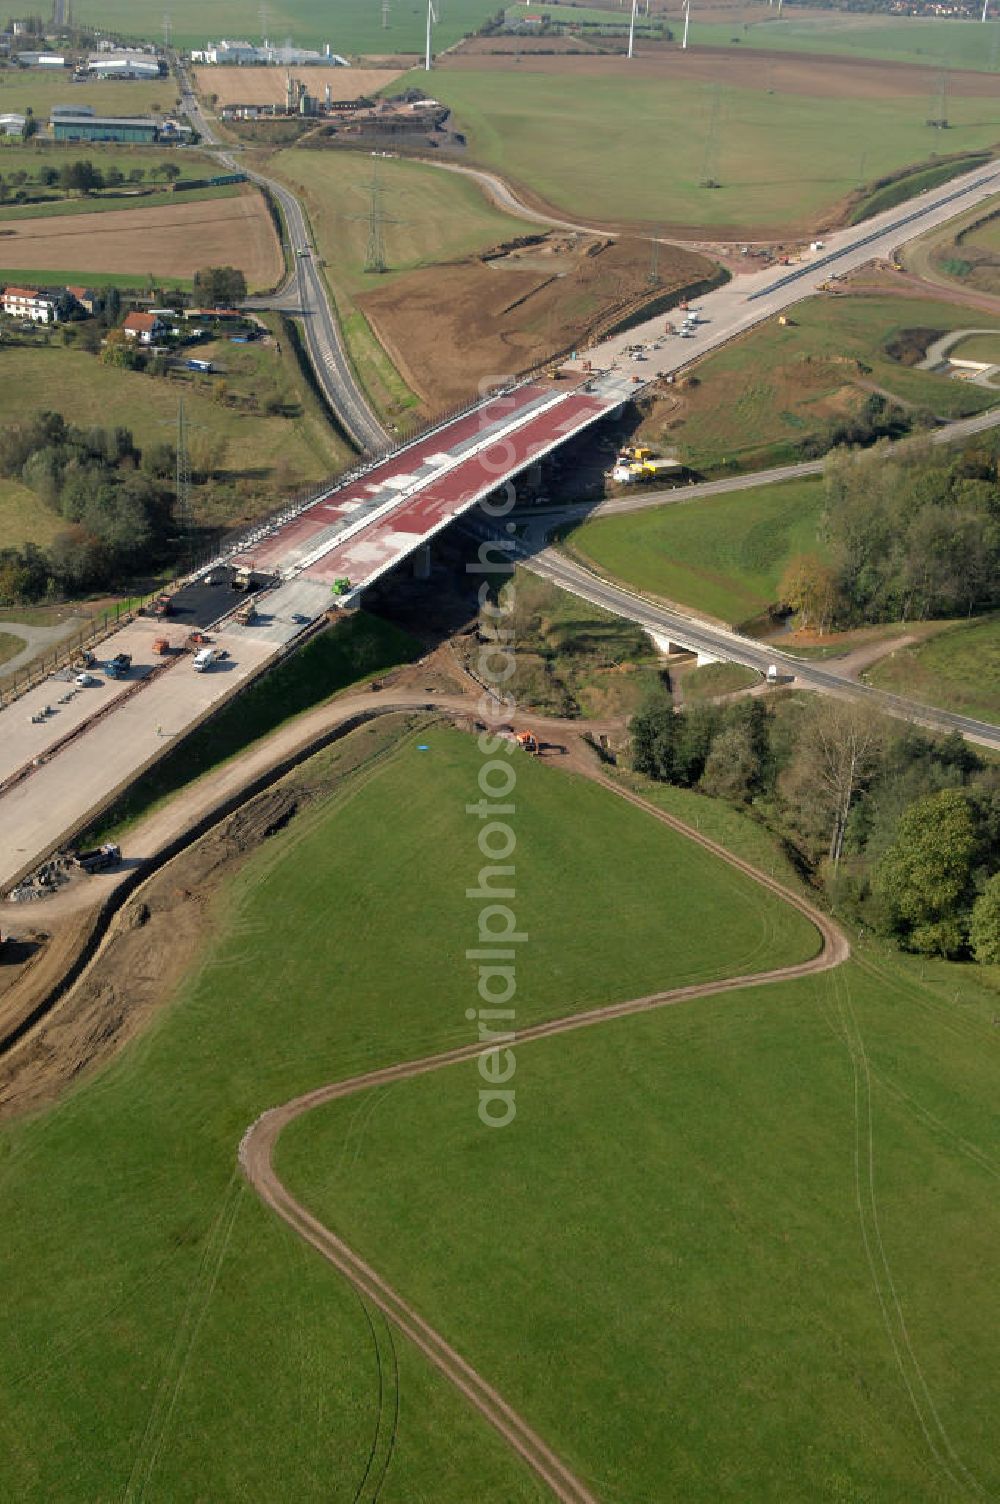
left=645, top=629, right=720, bottom=667
left=413, top=543, right=432, bottom=581
left=524, top=461, right=544, bottom=494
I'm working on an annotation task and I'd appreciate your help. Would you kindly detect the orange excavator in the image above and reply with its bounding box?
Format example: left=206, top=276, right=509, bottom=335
left=515, top=729, right=539, bottom=755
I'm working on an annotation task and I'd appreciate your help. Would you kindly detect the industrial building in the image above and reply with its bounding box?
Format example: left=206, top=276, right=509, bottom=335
left=191, top=39, right=349, bottom=66
left=51, top=113, right=158, bottom=143
left=85, top=51, right=164, bottom=79
left=15, top=51, right=65, bottom=68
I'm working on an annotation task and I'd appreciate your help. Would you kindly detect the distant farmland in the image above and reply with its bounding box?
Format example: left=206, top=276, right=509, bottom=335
left=193, top=64, right=402, bottom=106
left=425, top=55, right=1000, bottom=232
left=0, top=190, right=282, bottom=285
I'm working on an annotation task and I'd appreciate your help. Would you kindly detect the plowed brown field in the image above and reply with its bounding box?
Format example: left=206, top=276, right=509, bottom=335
left=440, top=42, right=1000, bottom=99
left=195, top=65, right=402, bottom=105
left=0, top=190, right=282, bottom=286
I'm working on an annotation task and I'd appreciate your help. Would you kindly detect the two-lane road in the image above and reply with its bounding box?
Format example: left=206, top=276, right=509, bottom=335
left=175, top=63, right=389, bottom=454
left=515, top=536, right=1000, bottom=752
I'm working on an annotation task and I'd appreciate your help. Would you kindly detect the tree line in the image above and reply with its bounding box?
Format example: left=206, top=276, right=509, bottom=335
left=0, top=412, right=176, bottom=599
left=630, top=690, right=1000, bottom=963
left=780, top=437, right=1000, bottom=631
left=0, top=160, right=181, bottom=203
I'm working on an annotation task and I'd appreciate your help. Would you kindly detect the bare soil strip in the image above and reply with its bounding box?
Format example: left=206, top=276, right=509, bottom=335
left=239, top=770, right=848, bottom=1502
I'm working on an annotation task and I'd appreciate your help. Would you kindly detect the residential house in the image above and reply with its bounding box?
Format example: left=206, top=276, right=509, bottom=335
left=1, top=285, right=63, bottom=323
left=65, top=285, right=97, bottom=314
left=122, top=310, right=166, bottom=344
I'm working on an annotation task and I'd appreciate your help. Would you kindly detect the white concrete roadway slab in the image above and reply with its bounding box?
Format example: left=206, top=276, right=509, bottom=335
left=0, top=618, right=173, bottom=789
left=574, top=161, right=1000, bottom=392
left=0, top=632, right=277, bottom=891
left=224, top=579, right=334, bottom=647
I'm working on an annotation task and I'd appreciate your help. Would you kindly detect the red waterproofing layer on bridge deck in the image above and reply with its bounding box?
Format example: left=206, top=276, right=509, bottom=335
left=232, top=385, right=550, bottom=575
left=304, top=392, right=611, bottom=587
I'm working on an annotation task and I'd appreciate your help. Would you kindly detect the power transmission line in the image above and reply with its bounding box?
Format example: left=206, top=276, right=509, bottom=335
left=365, top=163, right=388, bottom=274
left=175, top=399, right=193, bottom=560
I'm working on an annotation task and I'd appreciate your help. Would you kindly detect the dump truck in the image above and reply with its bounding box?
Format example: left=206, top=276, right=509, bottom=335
left=75, top=842, right=121, bottom=874
left=151, top=637, right=172, bottom=656
left=151, top=595, right=174, bottom=618
left=234, top=599, right=258, bottom=626
left=232, top=566, right=253, bottom=592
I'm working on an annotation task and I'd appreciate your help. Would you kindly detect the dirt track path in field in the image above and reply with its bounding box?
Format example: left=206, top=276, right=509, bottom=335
left=1, top=662, right=847, bottom=1498
left=240, top=768, right=849, bottom=1503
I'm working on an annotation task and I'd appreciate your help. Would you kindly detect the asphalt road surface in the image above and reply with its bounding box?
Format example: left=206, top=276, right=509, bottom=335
left=516, top=535, right=1000, bottom=751
left=175, top=64, right=389, bottom=454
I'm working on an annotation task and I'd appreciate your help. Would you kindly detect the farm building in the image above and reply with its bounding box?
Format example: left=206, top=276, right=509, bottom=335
left=0, top=112, right=25, bottom=136
left=51, top=103, right=94, bottom=118
left=17, top=51, right=65, bottom=68
left=86, top=51, right=164, bottom=79
left=51, top=113, right=157, bottom=143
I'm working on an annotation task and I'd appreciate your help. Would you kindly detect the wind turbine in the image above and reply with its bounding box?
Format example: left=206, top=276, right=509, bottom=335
left=682, top=0, right=690, bottom=50
left=627, top=0, right=638, bottom=57
left=425, top=0, right=437, bottom=71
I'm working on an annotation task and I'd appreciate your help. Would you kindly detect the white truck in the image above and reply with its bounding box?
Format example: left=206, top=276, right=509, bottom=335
left=192, top=646, right=226, bottom=672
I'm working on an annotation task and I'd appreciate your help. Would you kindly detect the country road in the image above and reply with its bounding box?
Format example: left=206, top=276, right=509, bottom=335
left=175, top=62, right=389, bottom=454
left=510, top=533, right=1000, bottom=751
left=519, top=397, right=1000, bottom=524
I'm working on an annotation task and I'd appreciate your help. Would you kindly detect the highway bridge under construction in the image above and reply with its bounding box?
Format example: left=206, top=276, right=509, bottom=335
left=222, top=379, right=621, bottom=638
left=0, top=377, right=622, bottom=893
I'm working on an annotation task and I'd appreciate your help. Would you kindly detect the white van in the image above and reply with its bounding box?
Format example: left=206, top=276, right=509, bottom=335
left=193, top=647, right=223, bottom=672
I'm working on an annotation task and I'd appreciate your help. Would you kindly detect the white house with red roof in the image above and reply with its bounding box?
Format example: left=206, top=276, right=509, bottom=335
left=121, top=310, right=166, bottom=345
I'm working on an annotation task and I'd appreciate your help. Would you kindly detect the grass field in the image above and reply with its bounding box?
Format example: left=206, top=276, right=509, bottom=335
left=951, top=331, right=1000, bottom=362
left=849, top=153, right=989, bottom=223
left=266, top=148, right=530, bottom=296
left=680, top=660, right=760, bottom=699
left=419, top=68, right=1000, bottom=230
left=0, top=476, right=65, bottom=550
left=0, top=181, right=240, bottom=221
left=643, top=293, right=1000, bottom=473
left=0, top=73, right=170, bottom=118
left=902, top=191, right=1000, bottom=296
left=73, top=0, right=499, bottom=51
left=0, top=263, right=191, bottom=286
left=687, top=11, right=1000, bottom=70
left=278, top=927, right=1000, bottom=1501
left=0, top=341, right=349, bottom=538
left=0, top=721, right=821, bottom=1500
left=262, top=147, right=532, bottom=416
left=0, top=628, right=25, bottom=665
left=865, top=613, right=1000, bottom=725
left=568, top=478, right=826, bottom=623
